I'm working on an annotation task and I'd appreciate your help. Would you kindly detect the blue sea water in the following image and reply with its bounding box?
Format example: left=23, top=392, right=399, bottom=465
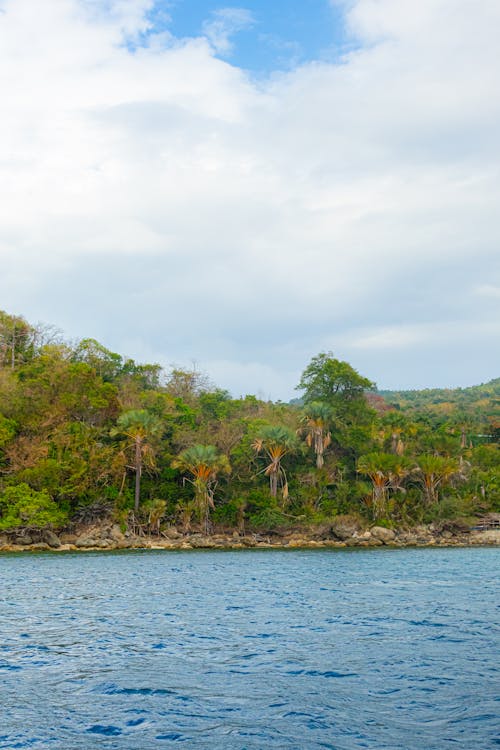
left=0, top=548, right=498, bottom=749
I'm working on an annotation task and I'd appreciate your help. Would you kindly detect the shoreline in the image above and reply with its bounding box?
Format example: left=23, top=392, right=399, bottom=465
left=1, top=524, right=499, bottom=553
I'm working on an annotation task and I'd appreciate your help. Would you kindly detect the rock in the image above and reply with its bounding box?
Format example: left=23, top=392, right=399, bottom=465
left=75, top=535, right=95, bottom=547
left=59, top=533, right=77, bottom=544
left=240, top=537, right=257, bottom=547
left=366, top=537, right=384, bottom=546
left=164, top=527, right=182, bottom=540
left=470, top=529, right=500, bottom=545
left=331, top=519, right=360, bottom=541
left=117, top=540, right=133, bottom=549
left=344, top=537, right=361, bottom=547
left=370, top=526, right=396, bottom=543
left=41, top=530, right=61, bottom=548
left=399, top=534, right=417, bottom=544
left=14, top=535, right=33, bottom=546
left=75, top=535, right=111, bottom=548
left=108, top=525, right=125, bottom=542
left=188, top=535, right=217, bottom=548
left=30, top=543, right=50, bottom=551
left=287, top=538, right=309, bottom=548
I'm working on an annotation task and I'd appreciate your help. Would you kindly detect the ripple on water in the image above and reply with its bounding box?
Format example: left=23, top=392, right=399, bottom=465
left=0, top=547, right=498, bottom=749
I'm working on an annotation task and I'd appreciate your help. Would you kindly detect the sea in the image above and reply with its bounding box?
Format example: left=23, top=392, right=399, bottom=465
left=1, top=547, right=498, bottom=749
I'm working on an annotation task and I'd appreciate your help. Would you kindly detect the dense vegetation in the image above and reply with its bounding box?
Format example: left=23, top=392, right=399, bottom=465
left=0, top=310, right=498, bottom=536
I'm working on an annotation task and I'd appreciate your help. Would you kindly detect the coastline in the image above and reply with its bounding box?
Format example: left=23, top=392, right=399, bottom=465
left=1, top=523, right=499, bottom=553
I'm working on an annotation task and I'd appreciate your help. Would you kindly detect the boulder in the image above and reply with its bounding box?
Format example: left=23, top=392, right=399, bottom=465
left=331, top=519, right=361, bottom=541
left=41, top=530, right=61, bottom=548
left=75, top=534, right=111, bottom=548
left=370, top=526, right=396, bottom=543
left=14, top=535, right=33, bottom=546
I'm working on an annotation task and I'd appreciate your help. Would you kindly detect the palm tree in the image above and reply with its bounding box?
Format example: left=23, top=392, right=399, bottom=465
left=113, top=409, right=163, bottom=513
left=413, top=455, right=462, bottom=504
left=172, top=444, right=230, bottom=534
left=357, top=452, right=409, bottom=519
left=381, top=412, right=408, bottom=455
left=299, top=401, right=333, bottom=468
left=252, top=425, right=297, bottom=500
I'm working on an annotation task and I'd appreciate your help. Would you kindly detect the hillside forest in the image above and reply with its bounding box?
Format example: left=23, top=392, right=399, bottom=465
left=0, top=310, right=498, bottom=536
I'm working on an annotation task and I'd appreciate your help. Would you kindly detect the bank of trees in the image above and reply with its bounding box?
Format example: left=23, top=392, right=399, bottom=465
left=0, top=310, right=498, bottom=534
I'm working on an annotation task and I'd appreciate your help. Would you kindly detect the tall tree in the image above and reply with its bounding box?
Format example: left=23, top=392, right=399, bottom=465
left=252, top=425, right=297, bottom=500
left=299, top=401, right=333, bottom=468
left=413, top=455, right=464, bottom=505
left=297, top=352, right=374, bottom=410
left=113, top=410, right=163, bottom=513
left=357, top=452, right=409, bottom=519
left=172, top=444, right=230, bottom=534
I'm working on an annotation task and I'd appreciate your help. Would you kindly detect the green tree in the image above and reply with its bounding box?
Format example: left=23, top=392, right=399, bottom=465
left=113, top=410, right=163, bottom=513
left=172, top=444, right=230, bottom=533
left=0, top=311, right=34, bottom=369
left=252, top=425, right=298, bottom=500
left=299, top=401, right=333, bottom=468
left=297, top=352, right=374, bottom=410
left=357, top=452, right=409, bottom=519
left=0, top=483, right=67, bottom=531
left=413, top=455, right=464, bottom=505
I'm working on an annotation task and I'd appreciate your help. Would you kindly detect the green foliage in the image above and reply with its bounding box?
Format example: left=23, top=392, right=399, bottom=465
left=172, top=444, right=231, bottom=532
left=0, top=415, right=16, bottom=448
left=0, top=308, right=498, bottom=534
left=0, top=483, right=67, bottom=530
left=297, top=352, right=375, bottom=407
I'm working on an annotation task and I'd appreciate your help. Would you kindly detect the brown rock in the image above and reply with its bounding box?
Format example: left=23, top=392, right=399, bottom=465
left=108, top=525, right=125, bottom=542
left=41, top=530, right=61, bottom=548
left=470, top=530, right=500, bottom=545
left=370, top=526, right=396, bottom=543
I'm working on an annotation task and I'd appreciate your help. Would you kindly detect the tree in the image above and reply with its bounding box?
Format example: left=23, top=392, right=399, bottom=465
left=0, top=483, right=67, bottom=531
left=357, top=452, right=409, bottom=519
left=380, top=412, right=409, bottom=455
left=252, top=425, right=297, bottom=500
left=165, top=366, right=212, bottom=403
left=0, top=311, right=34, bottom=369
left=413, top=455, right=464, bottom=505
left=72, top=338, right=124, bottom=382
left=299, top=401, right=333, bottom=468
left=172, top=444, right=230, bottom=533
left=297, top=352, right=374, bottom=410
left=113, top=410, right=163, bottom=513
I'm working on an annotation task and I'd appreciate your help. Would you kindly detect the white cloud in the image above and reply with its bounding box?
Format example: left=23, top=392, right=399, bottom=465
left=474, top=284, right=500, bottom=299
left=202, top=7, right=254, bottom=55
left=0, top=0, right=499, bottom=398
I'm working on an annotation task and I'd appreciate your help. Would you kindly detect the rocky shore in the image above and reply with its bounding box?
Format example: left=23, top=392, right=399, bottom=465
left=1, top=517, right=499, bottom=552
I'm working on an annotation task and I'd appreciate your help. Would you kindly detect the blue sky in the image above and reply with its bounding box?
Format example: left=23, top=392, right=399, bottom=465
left=145, top=1, right=349, bottom=73
left=0, top=0, right=499, bottom=398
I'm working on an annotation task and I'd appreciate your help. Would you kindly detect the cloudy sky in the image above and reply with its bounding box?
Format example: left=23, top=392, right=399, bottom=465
left=1, top=0, right=499, bottom=399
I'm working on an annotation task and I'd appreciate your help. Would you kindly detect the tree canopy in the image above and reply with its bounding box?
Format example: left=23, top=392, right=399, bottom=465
left=0, top=309, right=498, bottom=536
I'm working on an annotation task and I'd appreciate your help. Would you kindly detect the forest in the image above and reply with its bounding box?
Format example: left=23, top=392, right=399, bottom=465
left=0, top=309, right=498, bottom=538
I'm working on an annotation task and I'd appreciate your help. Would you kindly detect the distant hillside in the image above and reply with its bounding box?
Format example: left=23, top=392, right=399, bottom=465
left=379, top=378, right=500, bottom=429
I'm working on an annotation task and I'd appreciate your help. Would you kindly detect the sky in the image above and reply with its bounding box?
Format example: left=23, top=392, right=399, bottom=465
left=0, top=0, right=499, bottom=400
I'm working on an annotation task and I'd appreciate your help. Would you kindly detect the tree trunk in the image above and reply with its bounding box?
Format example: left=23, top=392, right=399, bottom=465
left=134, top=437, right=142, bottom=513
left=270, top=471, right=278, bottom=497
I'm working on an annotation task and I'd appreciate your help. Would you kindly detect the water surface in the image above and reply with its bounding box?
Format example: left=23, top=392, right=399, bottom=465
left=1, top=548, right=498, bottom=748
